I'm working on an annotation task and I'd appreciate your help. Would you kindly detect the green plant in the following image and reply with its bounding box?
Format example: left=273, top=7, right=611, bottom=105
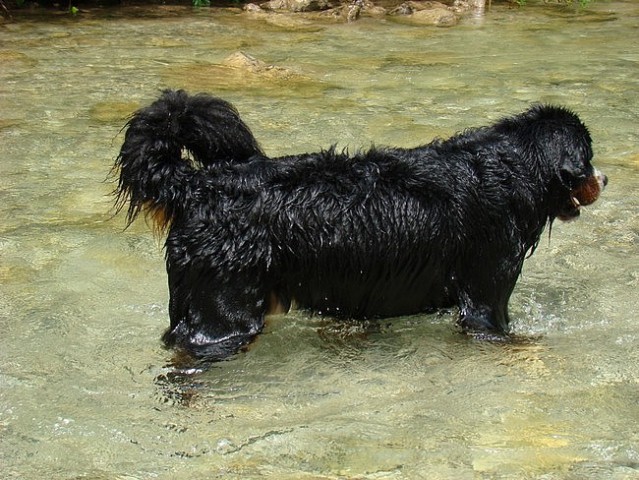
left=193, top=0, right=211, bottom=6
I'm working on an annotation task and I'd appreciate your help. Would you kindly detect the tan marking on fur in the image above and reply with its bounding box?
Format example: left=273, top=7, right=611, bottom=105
left=266, top=291, right=290, bottom=315
left=143, top=202, right=171, bottom=237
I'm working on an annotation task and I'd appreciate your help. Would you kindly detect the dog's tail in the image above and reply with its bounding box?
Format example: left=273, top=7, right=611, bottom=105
left=113, top=89, right=262, bottom=231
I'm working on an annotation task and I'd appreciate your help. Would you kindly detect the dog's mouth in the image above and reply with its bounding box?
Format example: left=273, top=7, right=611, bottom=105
left=558, top=169, right=607, bottom=222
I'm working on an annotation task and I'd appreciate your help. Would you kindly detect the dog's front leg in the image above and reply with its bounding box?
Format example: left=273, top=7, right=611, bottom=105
left=163, top=264, right=266, bottom=360
left=456, top=283, right=514, bottom=337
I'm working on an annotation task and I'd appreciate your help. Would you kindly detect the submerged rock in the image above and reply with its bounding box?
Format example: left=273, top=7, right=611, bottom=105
left=89, top=101, right=139, bottom=124
left=221, top=51, right=300, bottom=79
left=410, top=7, right=459, bottom=26
left=389, top=1, right=459, bottom=26
left=261, top=0, right=333, bottom=12
left=0, top=119, right=22, bottom=130
left=162, top=51, right=332, bottom=97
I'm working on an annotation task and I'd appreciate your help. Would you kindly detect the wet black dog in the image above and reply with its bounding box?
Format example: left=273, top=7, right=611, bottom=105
left=114, top=89, right=606, bottom=360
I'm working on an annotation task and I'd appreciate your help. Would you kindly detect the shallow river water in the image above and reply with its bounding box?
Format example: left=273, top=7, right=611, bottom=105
left=1, top=1, right=638, bottom=478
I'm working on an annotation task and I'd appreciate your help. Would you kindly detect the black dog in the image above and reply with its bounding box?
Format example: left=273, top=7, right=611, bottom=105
left=114, top=89, right=606, bottom=360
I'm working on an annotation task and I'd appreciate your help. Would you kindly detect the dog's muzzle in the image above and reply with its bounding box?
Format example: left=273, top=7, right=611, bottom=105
left=559, top=168, right=607, bottom=221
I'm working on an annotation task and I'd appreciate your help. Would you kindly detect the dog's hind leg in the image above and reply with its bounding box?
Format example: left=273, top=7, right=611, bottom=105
left=163, top=265, right=267, bottom=360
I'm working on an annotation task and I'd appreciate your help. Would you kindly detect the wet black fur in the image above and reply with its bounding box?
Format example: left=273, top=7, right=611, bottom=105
left=114, top=89, right=598, bottom=360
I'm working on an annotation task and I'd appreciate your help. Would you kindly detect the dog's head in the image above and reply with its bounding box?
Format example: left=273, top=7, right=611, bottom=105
left=506, top=105, right=607, bottom=221
left=543, top=106, right=607, bottom=221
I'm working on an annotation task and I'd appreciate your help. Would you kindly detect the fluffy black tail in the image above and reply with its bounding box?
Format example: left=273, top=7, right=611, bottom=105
left=113, top=89, right=262, bottom=230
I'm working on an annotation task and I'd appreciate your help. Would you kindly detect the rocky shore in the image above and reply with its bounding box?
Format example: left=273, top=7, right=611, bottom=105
left=1, top=0, right=489, bottom=25
left=245, top=0, right=487, bottom=25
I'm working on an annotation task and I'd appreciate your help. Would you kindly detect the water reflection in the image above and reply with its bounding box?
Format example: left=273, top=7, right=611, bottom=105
left=1, top=1, right=638, bottom=478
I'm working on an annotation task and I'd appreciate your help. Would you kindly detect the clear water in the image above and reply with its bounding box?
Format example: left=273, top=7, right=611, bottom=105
left=1, top=2, right=638, bottom=478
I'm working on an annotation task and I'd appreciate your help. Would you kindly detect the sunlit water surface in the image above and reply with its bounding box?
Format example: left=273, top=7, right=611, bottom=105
left=1, top=1, right=638, bottom=478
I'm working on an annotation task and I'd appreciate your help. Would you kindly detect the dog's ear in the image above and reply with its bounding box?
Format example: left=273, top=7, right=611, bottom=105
left=519, top=105, right=593, bottom=189
left=557, top=139, right=593, bottom=189
left=536, top=119, right=592, bottom=190
left=559, top=154, right=589, bottom=186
